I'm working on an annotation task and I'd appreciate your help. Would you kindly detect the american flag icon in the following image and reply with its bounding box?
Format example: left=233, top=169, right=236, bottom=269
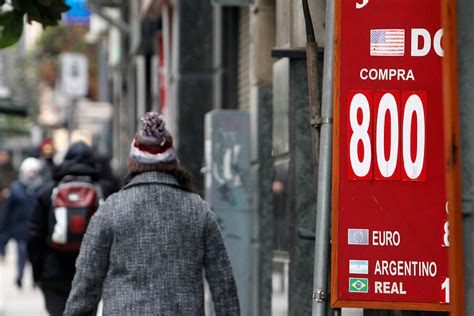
left=370, top=29, right=405, bottom=56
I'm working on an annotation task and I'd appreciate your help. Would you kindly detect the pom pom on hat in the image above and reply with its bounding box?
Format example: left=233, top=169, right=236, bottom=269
left=128, top=112, right=177, bottom=172
left=141, top=112, right=166, bottom=139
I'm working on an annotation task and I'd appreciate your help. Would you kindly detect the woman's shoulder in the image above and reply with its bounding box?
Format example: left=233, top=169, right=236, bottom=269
left=98, top=190, right=122, bottom=210
left=187, top=192, right=209, bottom=206
left=10, top=180, right=23, bottom=190
left=9, top=181, right=28, bottom=197
left=183, top=192, right=215, bottom=217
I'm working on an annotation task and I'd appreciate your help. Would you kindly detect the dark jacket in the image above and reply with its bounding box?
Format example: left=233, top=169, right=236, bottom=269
left=95, top=155, right=121, bottom=199
left=0, top=180, right=38, bottom=240
left=64, top=172, right=240, bottom=315
left=0, top=163, right=17, bottom=208
left=0, top=163, right=16, bottom=192
left=27, top=142, right=99, bottom=289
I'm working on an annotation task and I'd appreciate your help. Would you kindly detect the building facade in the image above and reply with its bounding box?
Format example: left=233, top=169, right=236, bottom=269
left=87, top=0, right=474, bottom=315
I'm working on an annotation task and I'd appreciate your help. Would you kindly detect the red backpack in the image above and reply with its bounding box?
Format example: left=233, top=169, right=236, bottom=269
left=49, top=176, right=102, bottom=251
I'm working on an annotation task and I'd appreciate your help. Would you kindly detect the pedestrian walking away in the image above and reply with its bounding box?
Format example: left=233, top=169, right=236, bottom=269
left=64, top=112, right=240, bottom=315
left=0, top=149, right=18, bottom=259
left=27, top=141, right=101, bottom=316
left=0, top=157, right=42, bottom=288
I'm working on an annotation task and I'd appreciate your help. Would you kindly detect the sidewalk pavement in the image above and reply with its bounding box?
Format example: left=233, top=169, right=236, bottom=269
left=0, top=241, right=47, bottom=316
left=0, top=240, right=286, bottom=316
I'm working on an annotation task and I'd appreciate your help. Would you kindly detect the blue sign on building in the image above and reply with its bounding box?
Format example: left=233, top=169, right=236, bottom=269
left=65, top=0, right=90, bottom=25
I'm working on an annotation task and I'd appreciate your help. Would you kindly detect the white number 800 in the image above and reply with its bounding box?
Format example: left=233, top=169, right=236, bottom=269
left=348, top=91, right=426, bottom=181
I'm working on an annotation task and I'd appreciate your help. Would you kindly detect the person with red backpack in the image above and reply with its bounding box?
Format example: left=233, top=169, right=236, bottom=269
left=27, top=141, right=102, bottom=316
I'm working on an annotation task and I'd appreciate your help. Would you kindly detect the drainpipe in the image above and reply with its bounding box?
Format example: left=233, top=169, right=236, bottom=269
left=304, top=0, right=335, bottom=315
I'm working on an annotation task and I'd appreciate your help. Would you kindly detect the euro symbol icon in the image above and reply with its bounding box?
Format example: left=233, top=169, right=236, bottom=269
left=356, top=0, right=369, bottom=9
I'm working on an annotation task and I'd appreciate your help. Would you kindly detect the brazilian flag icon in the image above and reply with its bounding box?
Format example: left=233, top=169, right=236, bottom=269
left=349, top=278, right=368, bottom=293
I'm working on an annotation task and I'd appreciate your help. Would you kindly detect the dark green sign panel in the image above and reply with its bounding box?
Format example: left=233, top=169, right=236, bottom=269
left=212, top=0, right=252, bottom=6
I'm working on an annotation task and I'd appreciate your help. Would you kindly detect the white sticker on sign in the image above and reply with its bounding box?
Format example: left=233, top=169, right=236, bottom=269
left=348, top=229, right=369, bottom=245
left=349, top=260, right=369, bottom=274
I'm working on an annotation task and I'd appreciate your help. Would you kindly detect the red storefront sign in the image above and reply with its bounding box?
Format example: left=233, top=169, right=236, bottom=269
left=331, top=0, right=450, bottom=310
left=158, top=33, right=167, bottom=113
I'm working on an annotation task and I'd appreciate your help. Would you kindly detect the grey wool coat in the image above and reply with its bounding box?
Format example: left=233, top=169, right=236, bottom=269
left=64, top=172, right=240, bottom=315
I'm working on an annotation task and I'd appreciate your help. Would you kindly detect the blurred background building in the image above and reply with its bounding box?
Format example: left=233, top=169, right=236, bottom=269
left=79, top=1, right=474, bottom=314
left=84, top=1, right=327, bottom=314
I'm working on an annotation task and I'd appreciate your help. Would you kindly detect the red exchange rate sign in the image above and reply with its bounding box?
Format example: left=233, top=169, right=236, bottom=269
left=331, top=0, right=450, bottom=311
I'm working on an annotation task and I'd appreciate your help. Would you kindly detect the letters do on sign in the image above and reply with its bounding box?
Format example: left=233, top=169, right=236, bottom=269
left=331, top=0, right=451, bottom=311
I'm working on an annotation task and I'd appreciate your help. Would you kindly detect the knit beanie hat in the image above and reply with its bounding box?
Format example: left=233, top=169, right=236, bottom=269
left=19, top=157, right=42, bottom=176
left=40, top=139, right=54, bottom=159
left=128, top=112, right=177, bottom=172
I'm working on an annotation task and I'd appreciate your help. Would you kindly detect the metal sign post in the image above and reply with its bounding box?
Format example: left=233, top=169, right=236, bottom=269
left=299, top=0, right=336, bottom=315
left=331, top=0, right=460, bottom=311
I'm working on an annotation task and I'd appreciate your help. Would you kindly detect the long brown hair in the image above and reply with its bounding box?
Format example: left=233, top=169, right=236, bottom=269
left=123, top=162, right=196, bottom=193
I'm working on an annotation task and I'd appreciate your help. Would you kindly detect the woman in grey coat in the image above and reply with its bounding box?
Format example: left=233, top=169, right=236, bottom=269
left=64, top=112, right=240, bottom=315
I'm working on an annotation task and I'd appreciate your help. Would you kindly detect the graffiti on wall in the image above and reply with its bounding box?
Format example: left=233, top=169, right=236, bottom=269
left=212, top=130, right=248, bottom=208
